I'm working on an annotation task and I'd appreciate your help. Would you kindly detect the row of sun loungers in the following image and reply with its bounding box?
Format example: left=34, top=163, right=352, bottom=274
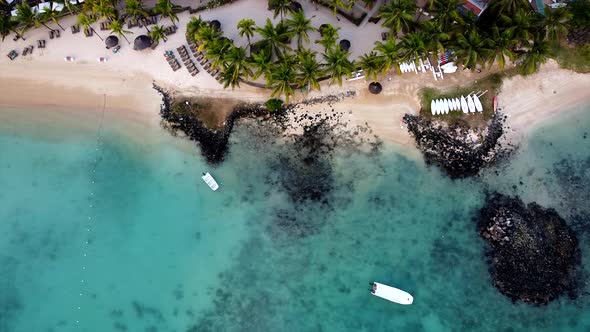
left=188, top=42, right=222, bottom=82
left=49, top=29, right=61, bottom=39
left=164, top=51, right=181, bottom=71
left=127, top=16, right=158, bottom=29
left=177, top=45, right=199, bottom=76
left=71, top=25, right=81, bottom=34
left=164, top=26, right=177, bottom=36
left=22, top=45, right=34, bottom=56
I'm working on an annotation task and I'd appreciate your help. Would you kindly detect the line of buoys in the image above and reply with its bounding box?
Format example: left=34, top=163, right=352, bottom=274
left=77, top=95, right=108, bottom=325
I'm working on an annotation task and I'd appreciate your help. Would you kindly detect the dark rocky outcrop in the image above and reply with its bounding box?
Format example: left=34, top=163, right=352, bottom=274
left=403, top=112, right=510, bottom=178
left=476, top=193, right=581, bottom=305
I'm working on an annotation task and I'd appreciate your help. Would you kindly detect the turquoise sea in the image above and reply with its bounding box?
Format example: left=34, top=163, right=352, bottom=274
left=0, top=103, right=589, bottom=332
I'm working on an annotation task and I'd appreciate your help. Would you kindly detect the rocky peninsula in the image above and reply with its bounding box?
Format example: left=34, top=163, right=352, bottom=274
left=403, top=112, right=510, bottom=179
left=476, top=193, right=581, bottom=305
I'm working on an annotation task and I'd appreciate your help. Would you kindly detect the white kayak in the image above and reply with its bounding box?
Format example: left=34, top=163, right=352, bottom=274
left=473, top=94, right=483, bottom=112
left=467, top=95, right=476, bottom=113
left=460, top=95, right=469, bottom=114
left=201, top=172, right=219, bottom=191
left=430, top=99, right=436, bottom=115
left=370, top=282, right=413, bottom=305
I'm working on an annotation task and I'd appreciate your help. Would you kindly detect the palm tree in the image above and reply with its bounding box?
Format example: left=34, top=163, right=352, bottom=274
left=322, top=46, right=355, bottom=86
left=316, top=24, right=339, bottom=51
left=222, top=46, right=253, bottom=88
left=431, top=0, right=465, bottom=32
left=420, top=20, right=450, bottom=55
left=14, top=3, right=45, bottom=37
left=237, top=18, right=256, bottom=47
left=0, top=16, right=18, bottom=41
left=109, top=19, right=132, bottom=44
left=453, top=28, right=493, bottom=71
left=41, top=6, right=66, bottom=31
left=518, top=36, right=549, bottom=74
left=267, top=60, right=297, bottom=103
left=325, top=0, right=355, bottom=17
left=358, top=51, right=383, bottom=81
left=489, top=25, right=516, bottom=69
left=150, top=25, right=167, bottom=43
left=378, top=0, right=417, bottom=35
left=256, top=18, right=292, bottom=59
left=92, top=0, right=117, bottom=21
left=286, top=10, right=316, bottom=49
left=205, top=39, right=232, bottom=69
left=502, top=9, right=536, bottom=47
left=125, top=0, right=149, bottom=30
left=250, top=48, right=273, bottom=79
left=195, top=25, right=222, bottom=51
left=541, top=5, right=572, bottom=41
left=400, top=32, right=427, bottom=63
left=268, top=0, right=292, bottom=21
left=187, top=16, right=205, bottom=42
left=374, top=37, right=403, bottom=74
left=78, top=12, right=103, bottom=40
left=492, top=0, right=530, bottom=15
left=296, top=49, right=323, bottom=91
left=153, top=0, right=179, bottom=27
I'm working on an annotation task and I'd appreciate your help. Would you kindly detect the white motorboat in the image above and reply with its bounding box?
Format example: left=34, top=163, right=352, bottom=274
left=370, top=282, right=413, bottom=305
left=201, top=172, right=219, bottom=191
left=473, top=94, right=483, bottom=112
left=431, top=100, right=436, bottom=115
left=467, top=95, right=476, bottom=113
left=460, top=96, right=469, bottom=114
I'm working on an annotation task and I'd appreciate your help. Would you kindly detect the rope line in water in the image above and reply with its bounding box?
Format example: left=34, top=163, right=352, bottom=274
left=76, top=94, right=108, bottom=326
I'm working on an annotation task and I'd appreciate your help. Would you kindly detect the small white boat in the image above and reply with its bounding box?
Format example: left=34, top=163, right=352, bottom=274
left=430, top=100, right=436, bottom=115
left=460, top=96, right=469, bottom=114
left=473, top=94, right=483, bottom=112
left=433, top=100, right=439, bottom=114
left=370, top=282, right=413, bottom=305
left=201, top=172, right=219, bottom=191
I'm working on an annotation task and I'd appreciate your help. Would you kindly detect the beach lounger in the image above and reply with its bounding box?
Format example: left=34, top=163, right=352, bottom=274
left=100, top=22, right=109, bottom=30
left=55, top=30, right=60, bottom=38
left=22, top=47, right=29, bottom=56
left=203, top=63, right=211, bottom=70
left=381, top=32, right=389, bottom=41
left=211, top=68, right=219, bottom=75
left=49, top=30, right=55, bottom=39
left=85, top=29, right=93, bottom=37
left=71, top=25, right=78, bottom=34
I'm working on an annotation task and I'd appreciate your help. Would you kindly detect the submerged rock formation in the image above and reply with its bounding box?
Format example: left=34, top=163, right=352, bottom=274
left=403, top=112, right=509, bottom=178
left=476, top=193, right=581, bottom=305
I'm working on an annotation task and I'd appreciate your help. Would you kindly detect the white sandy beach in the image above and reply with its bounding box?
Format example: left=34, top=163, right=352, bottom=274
left=1, top=0, right=589, bottom=147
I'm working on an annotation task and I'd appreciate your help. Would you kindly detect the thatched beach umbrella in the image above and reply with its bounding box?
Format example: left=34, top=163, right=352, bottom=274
left=339, top=39, right=351, bottom=51
left=210, top=20, right=221, bottom=31
left=289, top=1, right=303, bottom=13
left=369, top=82, right=382, bottom=94
left=105, top=35, right=119, bottom=49
left=133, top=35, right=153, bottom=51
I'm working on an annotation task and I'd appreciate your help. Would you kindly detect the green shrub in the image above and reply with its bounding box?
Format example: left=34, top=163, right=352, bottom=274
left=265, top=98, right=284, bottom=112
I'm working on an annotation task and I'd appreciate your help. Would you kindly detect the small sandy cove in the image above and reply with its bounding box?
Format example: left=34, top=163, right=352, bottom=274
left=0, top=0, right=589, bottom=146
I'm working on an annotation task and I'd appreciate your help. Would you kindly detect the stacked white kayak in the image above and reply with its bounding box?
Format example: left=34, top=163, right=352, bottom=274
left=370, top=282, right=413, bottom=305
left=430, top=95, right=484, bottom=115
left=202, top=172, right=219, bottom=191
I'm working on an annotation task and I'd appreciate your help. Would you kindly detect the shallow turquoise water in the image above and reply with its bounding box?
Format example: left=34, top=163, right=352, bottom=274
left=0, top=105, right=588, bottom=332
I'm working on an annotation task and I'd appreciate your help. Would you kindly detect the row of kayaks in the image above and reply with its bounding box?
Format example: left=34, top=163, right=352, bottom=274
left=430, top=94, right=483, bottom=115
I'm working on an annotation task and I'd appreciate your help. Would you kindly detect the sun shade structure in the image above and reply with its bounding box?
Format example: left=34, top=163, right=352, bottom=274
left=289, top=1, right=303, bottom=12
left=339, top=39, right=351, bottom=51
left=105, top=35, right=119, bottom=48
left=133, top=35, right=153, bottom=51
left=369, top=82, right=382, bottom=94
left=209, top=20, right=221, bottom=31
